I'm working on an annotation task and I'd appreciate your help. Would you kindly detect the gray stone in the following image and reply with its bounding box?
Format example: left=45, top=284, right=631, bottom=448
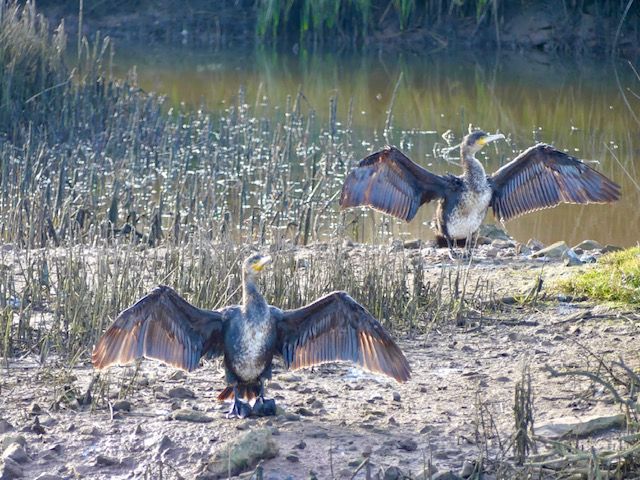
left=392, top=391, right=401, bottom=402
left=562, top=248, right=583, bottom=266
left=432, top=472, right=464, bottom=480
left=168, top=387, right=196, bottom=399
left=1, top=436, right=25, bottom=453
left=526, top=238, right=545, bottom=251
left=403, top=239, right=422, bottom=249
left=484, top=247, right=499, bottom=258
left=460, top=459, right=476, bottom=477
left=169, top=370, right=187, bottom=381
left=491, top=239, right=514, bottom=249
left=602, top=245, right=623, bottom=254
left=0, top=421, right=14, bottom=434
left=169, top=409, right=213, bottom=423
left=95, top=454, right=119, bottom=467
left=112, top=400, right=132, bottom=412
left=574, top=240, right=603, bottom=251
left=537, top=414, right=625, bottom=440
left=286, top=453, right=299, bottom=463
left=383, top=466, right=405, bottom=480
left=0, top=458, right=23, bottom=479
left=203, top=428, right=278, bottom=479
left=397, top=438, right=418, bottom=452
left=478, top=224, right=511, bottom=241
left=580, top=253, right=597, bottom=263
left=1, top=445, right=29, bottom=464
left=531, top=241, right=568, bottom=259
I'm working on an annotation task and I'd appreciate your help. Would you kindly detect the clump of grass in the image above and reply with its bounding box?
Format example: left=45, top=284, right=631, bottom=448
left=557, top=247, right=640, bottom=304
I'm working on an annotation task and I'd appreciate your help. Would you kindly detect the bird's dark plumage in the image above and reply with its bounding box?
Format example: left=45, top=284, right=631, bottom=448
left=340, top=133, right=621, bottom=254
left=489, top=144, right=621, bottom=221
left=92, top=254, right=410, bottom=417
left=339, top=146, right=450, bottom=222
left=91, top=286, right=224, bottom=372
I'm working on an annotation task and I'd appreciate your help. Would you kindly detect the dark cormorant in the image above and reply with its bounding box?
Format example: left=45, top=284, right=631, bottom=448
left=339, top=131, right=621, bottom=256
left=92, top=254, right=410, bottom=418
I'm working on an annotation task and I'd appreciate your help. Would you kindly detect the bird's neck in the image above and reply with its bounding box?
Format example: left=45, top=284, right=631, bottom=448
left=242, top=274, right=268, bottom=316
left=461, top=153, right=487, bottom=191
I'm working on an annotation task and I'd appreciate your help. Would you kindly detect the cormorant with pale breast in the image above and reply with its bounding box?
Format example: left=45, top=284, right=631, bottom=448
left=339, top=131, right=621, bottom=257
left=92, top=253, right=410, bottom=418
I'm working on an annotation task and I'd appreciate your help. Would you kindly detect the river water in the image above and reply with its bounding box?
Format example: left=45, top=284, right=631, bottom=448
left=114, top=46, right=640, bottom=247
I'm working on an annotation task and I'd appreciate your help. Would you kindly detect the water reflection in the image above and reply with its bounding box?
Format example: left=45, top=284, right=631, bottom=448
left=113, top=46, right=640, bottom=247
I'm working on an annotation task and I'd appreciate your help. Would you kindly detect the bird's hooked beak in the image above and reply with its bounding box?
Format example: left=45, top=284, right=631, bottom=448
left=252, top=255, right=272, bottom=272
left=478, top=133, right=505, bottom=146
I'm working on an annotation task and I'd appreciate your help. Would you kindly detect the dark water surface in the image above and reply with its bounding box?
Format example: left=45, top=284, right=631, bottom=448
left=114, top=46, right=640, bottom=247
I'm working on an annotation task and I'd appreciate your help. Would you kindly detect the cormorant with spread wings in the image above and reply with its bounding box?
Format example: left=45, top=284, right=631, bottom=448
left=340, top=131, right=620, bottom=257
left=92, top=254, right=410, bottom=418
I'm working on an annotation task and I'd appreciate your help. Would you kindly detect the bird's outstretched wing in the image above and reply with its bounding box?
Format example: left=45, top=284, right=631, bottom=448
left=340, top=146, right=451, bottom=222
left=273, top=292, right=411, bottom=382
left=92, top=286, right=225, bottom=372
left=490, top=144, right=621, bottom=222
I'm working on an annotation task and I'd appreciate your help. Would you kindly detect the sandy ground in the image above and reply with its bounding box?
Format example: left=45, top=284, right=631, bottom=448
left=1, top=246, right=638, bottom=480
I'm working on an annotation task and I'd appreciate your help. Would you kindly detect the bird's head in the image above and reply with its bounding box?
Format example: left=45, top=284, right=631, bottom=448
left=462, top=131, right=505, bottom=156
left=242, top=253, right=272, bottom=278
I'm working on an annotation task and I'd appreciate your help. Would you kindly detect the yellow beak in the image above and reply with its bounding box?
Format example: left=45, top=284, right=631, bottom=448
left=253, top=255, right=272, bottom=272
left=478, top=133, right=505, bottom=146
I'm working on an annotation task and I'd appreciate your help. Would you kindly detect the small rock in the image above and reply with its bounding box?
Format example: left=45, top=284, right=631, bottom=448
left=392, top=391, right=401, bottom=402
left=491, top=239, right=514, bottom=249
left=2, top=444, right=29, bottom=464
left=203, top=428, right=278, bottom=478
left=157, top=435, right=173, bottom=453
left=169, top=409, right=213, bottom=423
left=0, top=420, right=14, bottom=434
left=526, top=238, right=544, bottom=251
left=602, top=244, right=623, bottom=254
left=388, top=417, right=398, bottom=426
left=169, top=371, right=187, bottom=381
left=310, top=400, right=323, bottom=410
left=475, top=235, right=492, bottom=245
left=460, top=459, right=476, bottom=477
left=134, top=424, right=144, bottom=435
left=478, top=224, right=511, bottom=241
left=28, top=403, right=42, bottom=416
left=0, top=457, right=23, bottom=479
left=168, top=387, right=195, bottom=399
left=433, top=472, right=464, bottom=480
left=580, top=253, right=597, bottom=263
left=0, top=436, right=26, bottom=452
left=397, top=438, right=418, bottom=452
left=95, top=454, right=119, bottom=467
left=531, top=241, right=568, bottom=259
left=296, top=407, right=313, bottom=417
left=562, top=248, right=583, bottom=266
left=286, top=453, right=299, bottom=463
left=538, top=414, right=625, bottom=439
left=112, top=400, right=132, bottom=412
left=280, top=374, right=302, bottom=383
left=574, top=239, right=603, bottom=251
left=284, top=412, right=300, bottom=422
left=484, top=247, right=499, bottom=258
left=306, top=428, right=329, bottom=439
left=403, top=239, right=422, bottom=249
left=383, top=466, right=405, bottom=480
left=293, top=440, right=306, bottom=450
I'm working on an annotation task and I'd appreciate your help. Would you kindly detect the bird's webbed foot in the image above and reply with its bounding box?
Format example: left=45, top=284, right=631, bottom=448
left=227, top=398, right=252, bottom=419
left=252, top=396, right=277, bottom=417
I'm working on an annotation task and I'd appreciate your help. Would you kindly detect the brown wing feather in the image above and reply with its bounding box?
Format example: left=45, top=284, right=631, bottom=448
left=340, top=146, right=450, bottom=222
left=92, top=285, right=224, bottom=372
left=274, top=292, right=411, bottom=382
left=490, top=144, right=621, bottom=222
